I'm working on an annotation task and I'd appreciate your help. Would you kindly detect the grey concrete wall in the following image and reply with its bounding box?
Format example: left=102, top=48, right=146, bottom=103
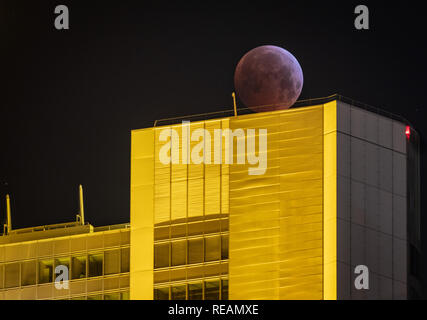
left=336, top=101, right=407, bottom=300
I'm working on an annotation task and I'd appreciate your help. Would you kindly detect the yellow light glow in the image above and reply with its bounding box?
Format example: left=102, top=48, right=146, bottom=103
left=130, top=102, right=339, bottom=300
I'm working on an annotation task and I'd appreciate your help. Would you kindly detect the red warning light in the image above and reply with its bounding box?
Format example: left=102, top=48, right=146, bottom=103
left=405, top=126, right=411, bottom=140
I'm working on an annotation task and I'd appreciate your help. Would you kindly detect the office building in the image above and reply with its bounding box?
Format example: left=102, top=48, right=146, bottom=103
left=0, top=221, right=130, bottom=300
left=130, top=95, right=421, bottom=300
left=0, top=95, right=421, bottom=299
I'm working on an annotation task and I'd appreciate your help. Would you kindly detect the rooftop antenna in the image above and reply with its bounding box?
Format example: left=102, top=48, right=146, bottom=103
left=232, top=92, right=238, bottom=117
left=4, top=194, right=12, bottom=235
left=76, top=184, right=85, bottom=225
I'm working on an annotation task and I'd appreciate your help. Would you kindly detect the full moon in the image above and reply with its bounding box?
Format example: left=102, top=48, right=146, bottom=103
left=234, top=45, right=304, bottom=112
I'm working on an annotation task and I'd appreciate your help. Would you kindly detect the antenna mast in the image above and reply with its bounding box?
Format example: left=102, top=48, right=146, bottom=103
left=232, top=92, right=238, bottom=117
left=4, top=194, right=12, bottom=235
left=78, top=185, right=85, bottom=225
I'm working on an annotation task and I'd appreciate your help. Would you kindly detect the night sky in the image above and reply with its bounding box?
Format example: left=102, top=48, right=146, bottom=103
left=1, top=0, right=426, bottom=289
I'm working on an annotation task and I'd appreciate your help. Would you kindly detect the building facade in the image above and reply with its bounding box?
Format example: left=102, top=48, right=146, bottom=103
left=0, top=96, right=421, bottom=300
left=0, top=222, right=130, bottom=300
left=130, top=96, right=421, bottom=300
left=335, top=99, right=421, bottom=299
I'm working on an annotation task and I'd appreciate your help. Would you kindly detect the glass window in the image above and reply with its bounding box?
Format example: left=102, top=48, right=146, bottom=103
left=104, top=292, right=120, bottom=300
left=171, top=240, right=186, bottom=266
left=204, top=220, right=220, bottom=234
left=154, top=287, right=169, bottom=300
left=88, top=253, right=103, bottom=277
left=188, top=282, right=203, bottom=300
left=120, top=291, right=130, bottom=300
left=188, top=238, right=203, bottom=264
left=220, top=218, right=229, bottom=232
left=188, top=221, right=204, bottom=236
left=221, top=235, right=229, bottom=260
left=205, top=235, right=221, bottom=262
left=221, top=279, right=228, bottom=300
left=38, top=259, right=54, bottom=284
left=121, top=247, right=130, bottom=273
left=5, top=263, right=20, bottom=288
left=104, top=249, right=120, bottom=275
left=87, top=294, right=102, bottom=300
left=154, top=226, right=170, bottom=241
left=154, top=243, right=170, bottom=268
left=204, top=280, right=220, bottom=300
left=21, top=260, right=36, bottom=286
left=71, top=255, right=86, bottom=279
left=171, top=224, right=186, bottom=238
left=171, top=284, right=186, bottom=300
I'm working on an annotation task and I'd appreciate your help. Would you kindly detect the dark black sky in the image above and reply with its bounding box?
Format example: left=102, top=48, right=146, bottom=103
left=0, top=1, right=426, bottom=238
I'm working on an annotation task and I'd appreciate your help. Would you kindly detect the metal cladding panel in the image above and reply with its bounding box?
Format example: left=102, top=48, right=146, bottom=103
left=152, top=119, right=230, bottom=224
left=378, top=117, right=393, bottom=149
left=130, top=128, right=155, bottom=300
left=323, top=101, right=338, bottom=300
left=228, top=104, right=336, bottom=300
left=336, top=100, right=410, bottom=300
left=393, top=122, right=407, bottom=154
left=131, top=102, right=339, bottom=300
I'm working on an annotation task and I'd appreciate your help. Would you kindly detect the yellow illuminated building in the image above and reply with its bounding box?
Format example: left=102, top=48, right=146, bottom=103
left=0, top=222, right=130, bottom=300
left=131, top=101, right=338, bottom=300
left=1, top=96, right=418, bottom=300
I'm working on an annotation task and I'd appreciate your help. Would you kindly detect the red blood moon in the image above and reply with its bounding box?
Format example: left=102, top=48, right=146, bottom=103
left=234, top=45, right=304, bottom=112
